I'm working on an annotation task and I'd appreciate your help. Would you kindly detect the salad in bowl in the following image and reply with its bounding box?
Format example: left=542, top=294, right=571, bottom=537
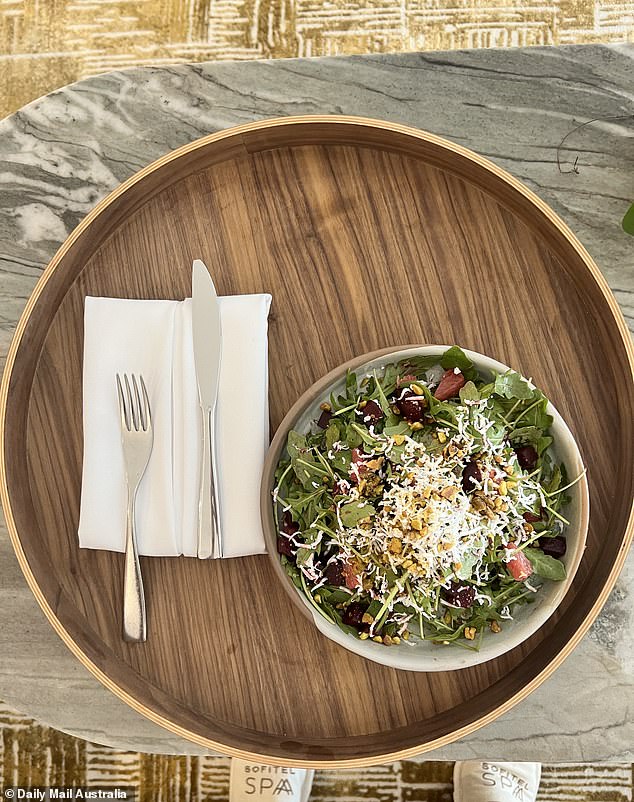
left=263, top=346, right=588, bottom=670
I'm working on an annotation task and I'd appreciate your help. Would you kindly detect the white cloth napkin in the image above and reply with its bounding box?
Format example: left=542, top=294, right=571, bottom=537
left=78, top=293, right=272, bottom=558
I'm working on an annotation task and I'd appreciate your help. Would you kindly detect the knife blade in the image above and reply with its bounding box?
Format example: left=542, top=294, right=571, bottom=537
left=192, top=259, right=223, bottom=559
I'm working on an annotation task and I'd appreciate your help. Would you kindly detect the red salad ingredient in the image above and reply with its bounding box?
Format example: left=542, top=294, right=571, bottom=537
left=434, top=369, right=466, bottom=401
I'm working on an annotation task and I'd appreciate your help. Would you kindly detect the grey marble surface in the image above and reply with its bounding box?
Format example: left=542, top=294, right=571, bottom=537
left=0, top=44, right=632, bottom=762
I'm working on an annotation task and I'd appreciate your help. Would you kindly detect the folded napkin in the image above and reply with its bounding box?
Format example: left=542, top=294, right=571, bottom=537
left=78, top=293, right=272, bottom=558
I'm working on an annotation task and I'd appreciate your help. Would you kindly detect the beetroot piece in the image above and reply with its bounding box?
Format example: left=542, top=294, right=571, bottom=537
left=317, top=409, right=332, bottom=429
left=343, top=560, right=362, bottom=590
left=434, top=369, right=466, bottom=401
left=324, top=561, right=346, bottom=586
left=540, top=536, right=567, bottom=558
left=443, top=581, right=476, bottom=608
left=523, top=510, right=543, bottom=523
left=277, top=536, right=295, bottom=558
left=349, top=447, right=369, bottom=483
left=359, top=399, right=384, bottom=426
left=396, top=373, right=417, bottom=388
left=515, top=445, right=538, bottom=470
left=281, top=510, right=299, bottom=536
left=462, top=461, right=482, bottom=493
left=332, top=478, right=351, bottom=496
left=342, top=602, right=368, bottom=629
left=395, top=389, right=426, bottom=422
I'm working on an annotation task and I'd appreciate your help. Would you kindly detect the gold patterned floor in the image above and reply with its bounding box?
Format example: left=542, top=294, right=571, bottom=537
left=1, top=0, right=634, bottom=118
left=0, top=701, right=632, bottom=800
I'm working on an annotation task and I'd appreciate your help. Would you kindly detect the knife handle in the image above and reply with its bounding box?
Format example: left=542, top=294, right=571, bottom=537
left=198, top=407, right=213, bottom=559
left=198, top=406, right=223, bottom=559
left=209, top=406, right=223, bottom=559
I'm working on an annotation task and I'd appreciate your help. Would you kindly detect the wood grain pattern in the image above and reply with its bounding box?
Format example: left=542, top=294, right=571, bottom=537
left=1, top=117, right=633, bottom=767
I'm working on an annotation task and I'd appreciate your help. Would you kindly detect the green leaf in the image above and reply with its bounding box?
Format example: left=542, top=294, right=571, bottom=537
left=387, top=442, right=409, bottom=463
left=479, top=382, right=495, bottom=398
left=330, top=451, right=352, bottom=475
left=340, top=501, right=375, bottom=526
left=441, top=346, right=477, bottom=380
left=366, top=599, right=383, bottom=619
left=494, top=371, right=533, bottom=400
left=455, top=553, right=477, bottom=580
left=282, top=557, right=303, bottom=590
left=622, top=202, right=634, bottom=236
left=296, top=547, right=314, bottom=566
left=516, top=398, right=553, bottom=431
left=329, top=608, right=359, bottom=637
left=373, top=370, right=391, bottom=414
left=383, top=411, right=400, bottom=427
left=350, top=423, right=381, bottom=448
left=345, top=423, right=363, bottom=448
left=525, top=548, right=566, bottom=581
left=508, top=425, right=541, bottom=445
left=536, top=435, right=553, bottom=455
left=326, top=588, right=352, bottom=604
left=345, top=370, right=358, bottom=397
left=382, top=363, right=398, bottom=390
left=459, top=380, right=480, bottom=402
left=286, top=431, right=321, bottom=489
left=399, top=355, right=439, bottom=376
left=486, top=422, right=507, bottom=447
left=384, top=419, right=411, bottom=436
left=544, top=464, right=562, bottom=495
left=383, top=568, right=399, bottom=587
left=325, top=421, right=340, bottom=452
left=286, top=429, right=306, bottom=457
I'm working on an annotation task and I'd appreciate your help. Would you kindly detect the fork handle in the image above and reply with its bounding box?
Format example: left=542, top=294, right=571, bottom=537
left=123, top=487, right=147, bottom=642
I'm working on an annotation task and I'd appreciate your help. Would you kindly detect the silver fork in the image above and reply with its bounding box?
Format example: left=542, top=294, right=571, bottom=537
left=116, top=373, right=153, bottom=642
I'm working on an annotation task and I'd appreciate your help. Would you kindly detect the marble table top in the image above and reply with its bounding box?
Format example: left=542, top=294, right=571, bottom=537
left=0, top=43, right=632, bottom=762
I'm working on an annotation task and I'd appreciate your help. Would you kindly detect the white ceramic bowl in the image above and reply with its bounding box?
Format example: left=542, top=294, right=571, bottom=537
left=261, top=345, right=589, bottom=671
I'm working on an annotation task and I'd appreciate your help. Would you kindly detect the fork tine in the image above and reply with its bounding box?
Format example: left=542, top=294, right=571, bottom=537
left=116, top=373, right=130, bottom=430
left=139, top=375, right=151, bottom=431
left=131, top=374, right=144, bottom=431
left=124, top=374, right=138, bottom=431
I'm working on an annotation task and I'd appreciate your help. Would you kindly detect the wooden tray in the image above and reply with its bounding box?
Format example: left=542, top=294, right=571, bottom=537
left=1, top=116, right=633, bottom=767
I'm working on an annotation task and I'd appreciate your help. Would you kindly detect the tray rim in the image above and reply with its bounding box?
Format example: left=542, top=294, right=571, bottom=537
left=1, top=114, right=632, bottom=767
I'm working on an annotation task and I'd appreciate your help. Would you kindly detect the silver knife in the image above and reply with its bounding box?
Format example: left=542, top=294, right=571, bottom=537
left=192, top=259, right=223, bottom=559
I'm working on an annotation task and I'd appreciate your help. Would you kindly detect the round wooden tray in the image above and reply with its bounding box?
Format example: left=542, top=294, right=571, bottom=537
left=1, top=116, right=633, bottom=767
